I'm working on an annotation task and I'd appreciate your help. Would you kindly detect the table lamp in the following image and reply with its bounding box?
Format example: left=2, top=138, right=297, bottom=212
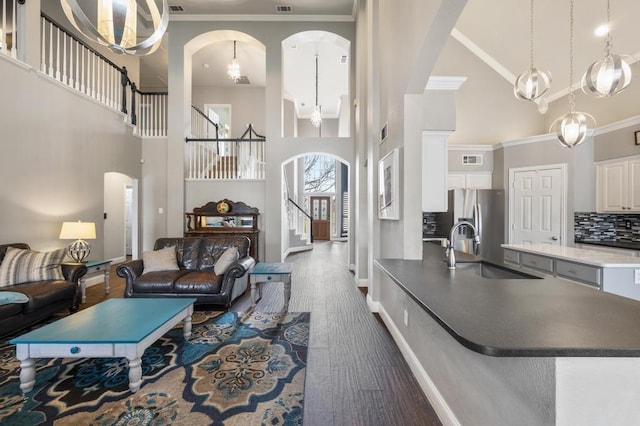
left=59, top=221, right=96, bottom=262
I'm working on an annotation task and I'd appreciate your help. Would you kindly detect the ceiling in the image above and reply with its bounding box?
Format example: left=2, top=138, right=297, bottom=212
left=140, top=0, right=640, bottom=113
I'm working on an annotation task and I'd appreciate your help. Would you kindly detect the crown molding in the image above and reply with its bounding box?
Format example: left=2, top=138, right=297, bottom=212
left=170, top=14, right=355, bottom=22
left=425, top=76, right=467, bottom=91
left=593, top=115, right=640, bottom=136
left=451, top=28, right=516, bottom=84
left=448, top=144, right=495, bottom=151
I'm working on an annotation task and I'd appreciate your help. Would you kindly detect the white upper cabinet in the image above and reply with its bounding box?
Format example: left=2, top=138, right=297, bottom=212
left=448, top=172, right=492, bottom=189
left=422, top=132, right=449, bottom=212
left=597, top=155, right=640, bottom=212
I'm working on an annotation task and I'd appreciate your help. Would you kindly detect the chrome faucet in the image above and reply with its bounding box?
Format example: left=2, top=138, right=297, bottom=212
left=446, top=221, right=480, bottom=269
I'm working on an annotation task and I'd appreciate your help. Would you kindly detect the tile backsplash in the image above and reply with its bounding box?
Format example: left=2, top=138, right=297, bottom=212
left=423, top=212, right=438, bottom=237
left=574, top=212, right=640, bottom=243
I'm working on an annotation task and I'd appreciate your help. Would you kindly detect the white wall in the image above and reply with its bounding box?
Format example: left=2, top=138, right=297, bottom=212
left=0, top=56, right=141, bottom=256
left=191, top=87, right=266, bottom=137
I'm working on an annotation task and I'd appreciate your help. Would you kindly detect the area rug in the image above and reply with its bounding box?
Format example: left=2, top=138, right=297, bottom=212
left=0, top=311, right=309, bottom=425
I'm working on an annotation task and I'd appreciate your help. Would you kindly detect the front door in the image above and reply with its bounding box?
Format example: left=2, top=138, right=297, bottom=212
left=510, top=165, right=564, bottom=245
left=311, top=196, right=331, bottom=241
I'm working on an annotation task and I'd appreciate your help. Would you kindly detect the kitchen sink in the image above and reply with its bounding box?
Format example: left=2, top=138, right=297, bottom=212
left=454, top=261, right=542, bottom=280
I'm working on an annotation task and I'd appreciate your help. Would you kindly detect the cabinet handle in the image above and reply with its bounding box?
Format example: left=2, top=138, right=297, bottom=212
left=567, top=269, right=577, bottom=274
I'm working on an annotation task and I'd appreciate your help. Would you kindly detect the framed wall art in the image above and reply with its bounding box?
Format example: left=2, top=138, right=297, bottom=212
left=378, top=148, right=399, bottom=220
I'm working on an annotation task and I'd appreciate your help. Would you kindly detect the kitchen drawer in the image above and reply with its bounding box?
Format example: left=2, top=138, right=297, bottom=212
left=555, top=260, right=602, bottom=288
left=520, top=253, right=554, bottom=273
left=503, top=249, right=520, bottom=264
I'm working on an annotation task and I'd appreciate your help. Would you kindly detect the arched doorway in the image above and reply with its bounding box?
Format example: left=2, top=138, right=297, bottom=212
left=281, top=153, right=351, bottom=262
left=103, top=172, right=139, bottom=261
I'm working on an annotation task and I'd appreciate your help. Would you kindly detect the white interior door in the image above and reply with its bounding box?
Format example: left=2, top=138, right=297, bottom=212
left=510, top=166, right=564, bottom=245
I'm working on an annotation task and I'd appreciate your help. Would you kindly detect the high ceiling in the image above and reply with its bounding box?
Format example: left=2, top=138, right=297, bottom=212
left=140, top=0, right=640, bottom=112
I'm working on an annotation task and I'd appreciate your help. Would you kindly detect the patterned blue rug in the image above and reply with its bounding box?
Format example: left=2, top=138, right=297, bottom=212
left=0, top=311, right=309, bottom=425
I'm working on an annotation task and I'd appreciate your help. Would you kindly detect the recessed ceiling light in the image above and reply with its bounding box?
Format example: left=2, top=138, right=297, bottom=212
left=202, top=63, right=210, bottom=69
left=594, top=24, right=609, bottom=37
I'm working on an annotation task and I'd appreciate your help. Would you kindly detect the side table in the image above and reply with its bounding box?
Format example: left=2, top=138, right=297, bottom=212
left=248, top=262, right=293, bottom=311
left=80, top=260, right=112, bottom=303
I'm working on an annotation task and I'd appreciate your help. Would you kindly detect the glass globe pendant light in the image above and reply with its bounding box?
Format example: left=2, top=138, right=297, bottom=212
left=227, top=40, right=241, bottom=83
left=514, top=0, right=551, bottom=101
left=60, top=0, right=168, bottom=56
left=310, top=54, right=322, bottom=128
left=582, top=0, right=633, bottom=97
left=550, top=0, right=595, bottom=148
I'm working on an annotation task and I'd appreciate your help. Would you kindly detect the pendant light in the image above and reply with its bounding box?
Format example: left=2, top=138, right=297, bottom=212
left=550, top=0, right=595, bottom=148
left=582, top=0, right=633, bottom=97
left=310, top=54, right=322, bottom=128
left=514, top=0, right=552, bottom=101
left=60, top=0, right=168, bottom=56
left=227, top=40, right=241, bottom=83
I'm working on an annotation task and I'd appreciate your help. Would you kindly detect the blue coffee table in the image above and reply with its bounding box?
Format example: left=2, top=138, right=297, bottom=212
left=10, top=298, right=195, bottom=394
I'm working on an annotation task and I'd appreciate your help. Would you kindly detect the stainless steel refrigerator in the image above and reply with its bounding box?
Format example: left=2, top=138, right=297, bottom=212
left=434, top=189, right=505, bottom=264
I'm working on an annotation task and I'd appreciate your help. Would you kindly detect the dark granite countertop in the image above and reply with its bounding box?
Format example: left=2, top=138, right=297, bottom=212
left=575, top=239, right=640, bottom=250
left=375, top=242, right=640, bottom=357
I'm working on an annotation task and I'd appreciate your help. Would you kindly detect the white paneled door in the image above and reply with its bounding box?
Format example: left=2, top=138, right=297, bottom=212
left=511, top=166, right=564, bottom=245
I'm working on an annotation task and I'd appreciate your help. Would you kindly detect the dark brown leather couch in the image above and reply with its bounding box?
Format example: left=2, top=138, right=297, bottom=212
left=0, top=243, right=87, bottom=337
left=116, top=236, right=255, bottom=307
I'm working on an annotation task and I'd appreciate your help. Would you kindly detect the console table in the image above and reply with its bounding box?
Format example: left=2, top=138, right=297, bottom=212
left=185, top=199, right=260, bottom=261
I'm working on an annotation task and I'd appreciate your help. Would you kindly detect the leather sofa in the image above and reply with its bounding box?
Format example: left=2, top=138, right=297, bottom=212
left=116, top=236, right=255, bottom=307
left=0, top=243, right=87, bottom=338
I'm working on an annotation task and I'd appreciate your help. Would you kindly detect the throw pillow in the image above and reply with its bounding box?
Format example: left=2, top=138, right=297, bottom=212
left=0, top=291, right=30, bottom=305
left=142, top=246, right=179, bottom=274
left=0, top=247, right=65, bottom=287
left=214, top=247, right=239, bottom=275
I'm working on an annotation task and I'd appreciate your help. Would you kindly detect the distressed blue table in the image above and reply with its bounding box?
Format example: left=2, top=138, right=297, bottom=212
left=249, top=262, right=293, bottom=311
left=10, top=298, right=195, bottom=393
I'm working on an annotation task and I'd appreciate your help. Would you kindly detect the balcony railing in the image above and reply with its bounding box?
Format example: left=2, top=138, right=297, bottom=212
left=186, top=109, right=266, bottom=180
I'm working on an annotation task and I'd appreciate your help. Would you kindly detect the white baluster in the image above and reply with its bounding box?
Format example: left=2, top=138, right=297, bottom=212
left=55, top=27, right=61, bottom=80
left=62, top=31, right=68, bottom=85
left=40, top=17, right=46, bottom=72
left=11, top=0, right=17, bottom=58
left=68, top=37, right=74, bottom=88
left=2, top=0, right=7, bottom=54
left=48, top=21, right=53, bottom=76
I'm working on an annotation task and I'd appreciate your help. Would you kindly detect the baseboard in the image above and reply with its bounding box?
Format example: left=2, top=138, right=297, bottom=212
left=282, top=245, right=313, bottom=261
left=378, top=305, right=460, bottom=426
left=366, top=293, right=379, bottom=312
left=110, top=256, right=126, bottom=265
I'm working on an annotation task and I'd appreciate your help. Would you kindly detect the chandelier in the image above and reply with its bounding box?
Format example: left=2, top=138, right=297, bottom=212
left=550, top=0, right=594, bottom=148
left=227, top=40, right=241, bottom=83
left=310, top=54, right=322, bottom=128
left=582, top=0, right=633, bottom=97
left=60, top=0, right=168, bottom=56
left=514, top=0, right=551, bottom=102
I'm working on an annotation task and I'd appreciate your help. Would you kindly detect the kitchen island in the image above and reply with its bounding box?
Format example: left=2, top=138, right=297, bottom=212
left=374, top=242, right=640, bottom=425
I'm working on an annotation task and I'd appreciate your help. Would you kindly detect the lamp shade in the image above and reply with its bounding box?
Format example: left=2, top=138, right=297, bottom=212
left=59, top=221, right=96, bottom=240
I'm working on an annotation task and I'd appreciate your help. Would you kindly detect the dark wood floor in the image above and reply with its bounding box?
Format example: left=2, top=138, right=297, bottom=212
left=84, top=241, right=441, bottom=425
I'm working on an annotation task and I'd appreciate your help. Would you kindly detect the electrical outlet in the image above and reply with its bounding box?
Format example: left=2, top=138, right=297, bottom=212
left=635, top=269, right=640, bottom=285
left=403, top=309, right=409, bottom=327
left=158, top=208, right=164, bottom=214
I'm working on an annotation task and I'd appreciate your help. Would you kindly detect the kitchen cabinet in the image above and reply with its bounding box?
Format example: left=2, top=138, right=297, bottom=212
left=447, top=172, right=492, bottom=190
left=502, top=244, right=640, bottom=300
left=596, top=155, right=640, bottom=212
left=422, top=131, right=449, bottom=212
